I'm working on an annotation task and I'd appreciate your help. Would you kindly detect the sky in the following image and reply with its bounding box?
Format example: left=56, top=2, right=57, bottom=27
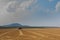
left=0, top=0, right=60, bottom=26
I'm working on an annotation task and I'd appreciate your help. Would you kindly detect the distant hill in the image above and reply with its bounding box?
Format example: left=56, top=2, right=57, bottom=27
left=0, top=23, right=31, bottom=28
left=0, top=23, right=59, bottom=29
left=2, top=23, right=23, bottom=27
left=6, top=23, right=22, bottom=26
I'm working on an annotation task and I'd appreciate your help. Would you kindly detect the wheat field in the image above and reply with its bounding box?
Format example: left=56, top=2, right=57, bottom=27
left=0, top=28, right=60, bottom=40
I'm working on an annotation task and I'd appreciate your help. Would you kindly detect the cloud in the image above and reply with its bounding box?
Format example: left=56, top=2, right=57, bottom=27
left=0, top=0, right=37, bottom=25
left=56, top=1, right=60, bottom=12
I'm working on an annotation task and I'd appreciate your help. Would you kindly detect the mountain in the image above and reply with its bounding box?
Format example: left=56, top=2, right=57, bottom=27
left=4, top=23, right=23, bottom=27
left=0, top=23, right=32, bottom=28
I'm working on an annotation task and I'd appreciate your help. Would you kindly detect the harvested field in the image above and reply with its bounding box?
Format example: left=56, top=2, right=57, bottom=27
left=0, top=28, right=60, bottom=40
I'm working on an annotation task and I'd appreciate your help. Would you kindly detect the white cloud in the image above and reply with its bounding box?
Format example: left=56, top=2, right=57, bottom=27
left=0, top=0, right=37, bottom=25
left=56, top=1, right=60, bottom=12
left=20, top=0, right=34, bottom=10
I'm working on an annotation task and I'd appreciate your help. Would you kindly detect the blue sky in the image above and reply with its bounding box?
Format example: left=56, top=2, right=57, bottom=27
left=0, top=0, right=60, bottom=26
left=22, top=0, right=60, bottom=26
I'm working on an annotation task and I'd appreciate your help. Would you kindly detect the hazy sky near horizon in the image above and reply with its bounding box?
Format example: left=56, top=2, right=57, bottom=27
left=0, top=0, right=60, bottom=26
